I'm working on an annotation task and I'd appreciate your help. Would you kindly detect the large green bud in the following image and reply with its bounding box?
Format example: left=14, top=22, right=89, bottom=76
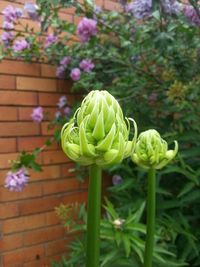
left=131, top=129, right=178, bottom=170
left=61, top=90, right=137, bottom=166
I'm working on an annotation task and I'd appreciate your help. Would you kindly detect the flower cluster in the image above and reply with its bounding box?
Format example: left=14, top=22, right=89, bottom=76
left=5, top=168, right=29, bottom=192
left=77, top=17, right=97, bottom=43
left=183, top=5, right=200, bottom=27
left=55, top=95, right=71, bottom=119
left=56, top=56, right=72, bottom=78
left=79, top=59, right=95, bottom=72
left=31, top=106, right=44, bottom=122
left=13, top=39, right=29, bottom=52
left=61, top=90, right=137, bottom=166
left=45, top=34, right=58, bottom=48
left=1, top=5, right=23, bottom=45
left=24, top=2, right=40, bottom=21
left=125, top=0, right=152, bottom=19
left=161, top=0, right=182, bottom=15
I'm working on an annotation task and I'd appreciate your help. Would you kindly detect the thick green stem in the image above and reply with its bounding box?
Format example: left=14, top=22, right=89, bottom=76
left=144, top=168, right=156, bottom=267
left=86, top=164, right=102, bottom=267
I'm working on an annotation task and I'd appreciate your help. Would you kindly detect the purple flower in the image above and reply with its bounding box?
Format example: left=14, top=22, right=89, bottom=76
left=64, top=107, right=71, bottom=117
left=1, top=31, right=14, bottom=45
left=60, top=56, right=71, bottom=66
left=79, top=59, right=95, bottom=72
left=2, top=5, right=22, bottom=23
left=56, top=66, right=66, bottom=78
left=70, top=68, right=81, bottom=81
left=13, top=39, right=29, bottom=52
left=5, top=168, right=29, bottom=192
left=55, top=111, right=62, bottom=119
left=3, top=21, right=14, bottom=30
left=112, top=175, right=123, bottom=186
left=31, top=106, right=44, bottom=122
left=125, top=0, right=152, bottom=19
left=24, top=2, right=40, bottom=21
left=45, top=34, right=57, bottom=48
left=77, top=17, right=97, bottom=43
left=161, top=0, right=182, bottom=15
left=57, top=95, right=67, bottom=109
left=183, top=5, right=200, bottom=27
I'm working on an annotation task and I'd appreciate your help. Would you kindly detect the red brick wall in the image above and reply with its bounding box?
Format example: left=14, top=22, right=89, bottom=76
left=0, top=0, right=117, bottom=266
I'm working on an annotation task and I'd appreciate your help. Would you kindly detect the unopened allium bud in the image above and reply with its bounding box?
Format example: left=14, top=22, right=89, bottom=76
left=61, top=90, right=137, bottom=166
left=131, top=129, right=178, bottom=170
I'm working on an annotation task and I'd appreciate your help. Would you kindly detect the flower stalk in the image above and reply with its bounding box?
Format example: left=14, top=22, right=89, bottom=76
left=86, top=164, right=102, bottom=267
left=144, top=168, right=156, bottom=267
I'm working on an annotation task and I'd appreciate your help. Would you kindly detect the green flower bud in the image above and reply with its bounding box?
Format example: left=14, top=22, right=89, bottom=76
left=131, top=129, right=178, bottom=170
left=61, top=90, right=137, bottom=167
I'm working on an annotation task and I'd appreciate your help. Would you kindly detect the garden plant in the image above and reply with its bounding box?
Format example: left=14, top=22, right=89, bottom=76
left=1, top=0, right=200, bottom=267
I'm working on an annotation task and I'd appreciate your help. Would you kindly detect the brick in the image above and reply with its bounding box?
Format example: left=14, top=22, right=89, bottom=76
left=3, top=213, right=46, bottom=234
left=45, top=211, right=60, bottom=226
left=0, top=183, right=42, bottom=202
left=2, top=245, right=45, bottom=265
left=0, top=107, right=17, bottom=121
left=46, top=239, right=67, bottom=256
left=0, top=122, right=40, bottom=136
left=0, top=138, right=16, bottom=153
left=23, top=258, right=49, bottom=267
left=42, top=178, right=81, bottom=195
left=18, top=136, right=58, bottom=151
left=39, top=92, right=75, bottom=106
left=60, top=163, right=78, bottom=178
left=16, top=77, right=57, bottom=92
left=30, top=165, right=60, bottom=181
left=19, top=196, right=62, bottom=215
left=0, top=75, right=15, bottom=90
left=0, top=60, right=40, bottom=76
left=41, top=64, right=56, bottom=78
left=0, top=153, right=18, bottom=169
left=24, top=225, right=65, bottom=246
left=0, top=203, right=19, bottom=219
left=61, top=190, right=88, bottom=204
left=0, top=234, right=23, bottom=252
left=0, top=91, right=37, bottom=106
left=104, top=0, right=121, bottom=10
left=42, top=150, right=70, bottom=165
left=57, top=79, right=72, bottom=93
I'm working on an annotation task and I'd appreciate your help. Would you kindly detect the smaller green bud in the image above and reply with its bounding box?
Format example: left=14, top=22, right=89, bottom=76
left=131, top=129, right=178, bottom=170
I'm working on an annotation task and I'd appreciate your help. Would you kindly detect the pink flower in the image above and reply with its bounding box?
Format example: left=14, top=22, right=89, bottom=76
left=64, top=107, right=71, bottom=117
left=77, top=17, right=97, bottom=43
left=2, top=5, right=22, bottom=23
left=1, top=31, right=13, bottom=45
left=70, top=68, right=81, bottom=81
left=13, top=39, right=29, bottom=52
left=57, top=95, right=67, bottom=109
left=56, top=66, right=65, bottom=78
left=24, top=2, right=40, bottom=21
left=55, top=111, right=62, bottom=119
left=31, top=106, right=44, bottom=122
left=60, top=56, right=71, bottom=66
left=45, top=34, right=57, bottom=48
left=79, top=59, right=95, bottom=72
left=5, top=168, right=29, bottom=192
left=3, top=21, right=14, bottom=30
